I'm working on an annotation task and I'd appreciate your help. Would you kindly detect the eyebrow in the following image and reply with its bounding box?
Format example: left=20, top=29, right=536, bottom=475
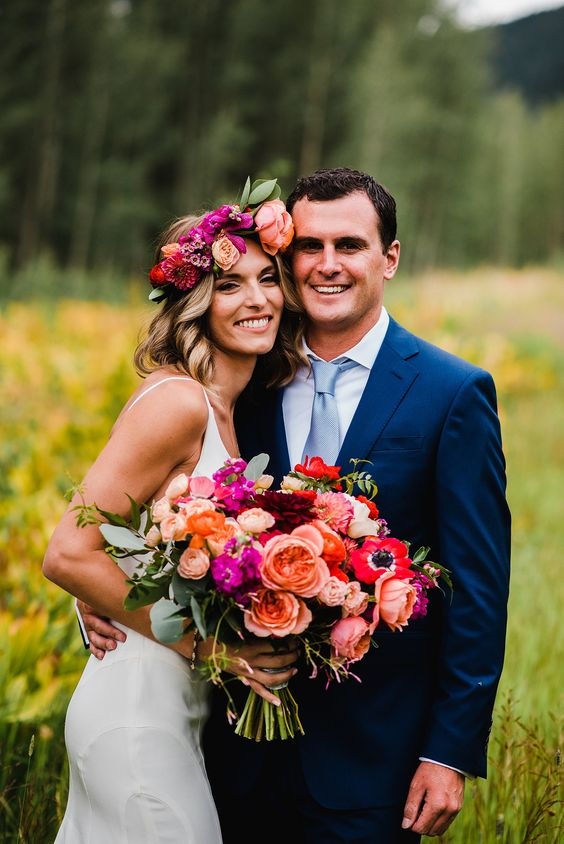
left=293, top=235, right=369, bottom=246
left=218, top=263, right=277, bottom=281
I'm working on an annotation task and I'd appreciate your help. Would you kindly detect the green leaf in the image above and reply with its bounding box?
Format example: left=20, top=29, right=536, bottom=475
left=123, top=577, right=170, bottom=610
left=126, top=494, right=142, bottom=531
left=99, top=524, right=148, bottom=550
left=244, top=452, right=270, bottom=480
left=247, top=179, right=279, bottom=205
left=412, top=546, right=430, bottom=564
left=239, top=176, right=251, bottom=209
left=150, top=598, right=185, bottom=643
left=190, top=596, right=207, bottom=639
left=171, top=570, right=206, bottom=605
left=149, top=287, right=168, bottom=302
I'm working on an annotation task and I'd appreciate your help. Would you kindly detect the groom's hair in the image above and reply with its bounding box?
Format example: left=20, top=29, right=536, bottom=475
left=286, top=167, right=397, bottom=250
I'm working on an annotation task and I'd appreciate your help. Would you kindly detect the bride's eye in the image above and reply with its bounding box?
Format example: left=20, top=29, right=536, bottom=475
left=216, top=281, right=239, bottom=292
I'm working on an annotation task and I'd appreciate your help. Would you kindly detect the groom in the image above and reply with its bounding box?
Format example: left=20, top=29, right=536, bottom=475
left=84, top=168, right=510, bottom=843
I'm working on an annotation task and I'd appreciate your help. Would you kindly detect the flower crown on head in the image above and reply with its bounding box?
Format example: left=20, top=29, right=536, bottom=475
left=148, top=177, right=294, bottom=302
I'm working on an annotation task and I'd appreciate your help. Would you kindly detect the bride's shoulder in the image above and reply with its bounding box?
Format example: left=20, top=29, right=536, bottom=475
left=117, top=369, right=209, bottom=427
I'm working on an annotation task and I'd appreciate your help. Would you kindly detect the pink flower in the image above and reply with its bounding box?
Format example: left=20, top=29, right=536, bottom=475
left=372, top=571, right=417, bottom=632
left=253, top=199, right=294, bottom=255
left=314, top=491, right=354, bottom=533
left=145, top=525, right=162, bottom=547
left=244, top=587, right=312, bottom=637
left=260, top=525, right=330, bottom=598
left=330, top=616, right=372, bottom=661
left=160, top=242, right=180, bottom=258
left=237, top=507, right=275, bottom=534
left=188, top=475, right=216, bottom=498
left=151, top=496, right=172, bottom=523
left=159, top=510, right=191, bottom=542
left=343, top=581, right=370, bottom=616
left=178, top=547, right=210, bottom=579
left=211, top=234, right=242, bottom=271
left=165, top=473, right=189, bottom=501
left=318, top=576, right=349, bottom=607
left=180, top=498, right=216, bottom=518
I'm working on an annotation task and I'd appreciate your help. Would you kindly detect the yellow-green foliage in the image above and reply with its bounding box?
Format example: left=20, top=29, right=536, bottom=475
left=1, top=272, right=562, bottom=842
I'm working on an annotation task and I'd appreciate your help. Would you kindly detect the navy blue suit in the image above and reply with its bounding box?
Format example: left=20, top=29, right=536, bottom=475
left=203, top=316, right=510, bottom=842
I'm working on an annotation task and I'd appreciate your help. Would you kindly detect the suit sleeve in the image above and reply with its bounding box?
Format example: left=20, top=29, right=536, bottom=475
left=420, top=368, right=511, bottom=777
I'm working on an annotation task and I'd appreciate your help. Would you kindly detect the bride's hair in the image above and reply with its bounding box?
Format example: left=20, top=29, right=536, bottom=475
left=134, top=214, right=305, bottom=388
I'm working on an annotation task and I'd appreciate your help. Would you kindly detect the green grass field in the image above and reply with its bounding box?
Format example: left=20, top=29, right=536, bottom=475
left=1, top=268, right=562, bottom=842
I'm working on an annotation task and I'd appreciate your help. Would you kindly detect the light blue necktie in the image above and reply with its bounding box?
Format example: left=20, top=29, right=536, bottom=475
left=301, top=356, right=357, bottom=464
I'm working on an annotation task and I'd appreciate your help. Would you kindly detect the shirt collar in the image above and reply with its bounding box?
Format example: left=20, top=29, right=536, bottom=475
left=303, top=307, right=389, bottom=369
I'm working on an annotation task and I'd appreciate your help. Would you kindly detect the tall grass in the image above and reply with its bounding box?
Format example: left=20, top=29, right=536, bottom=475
left=1, top=269, right=562, bottom=842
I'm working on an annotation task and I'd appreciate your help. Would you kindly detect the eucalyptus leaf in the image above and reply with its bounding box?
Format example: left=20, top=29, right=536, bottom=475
left=149, top=287, right=168, bottom=302
left=244, top=452, right=270, bottom=480
left=150, top=598, right=185, bottom=644
left=239, top=176, right=251, bottom=209
left=99, top=524, right=148, bottom=550
left=171, top=570, right=200, bottom=604
left=247, top=179, right=278, bottom=205
left=190, top=596, right=207, bottom=639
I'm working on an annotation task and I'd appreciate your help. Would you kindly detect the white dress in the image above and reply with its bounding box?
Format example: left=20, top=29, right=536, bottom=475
left=55, top=378, right=229, bottom=844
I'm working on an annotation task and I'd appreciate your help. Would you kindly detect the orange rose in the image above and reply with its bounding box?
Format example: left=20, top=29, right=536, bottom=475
left=311, top=519, right=346, bottom=564
left=185, top=509, right=226, bottom=537
left=211, top=234, right=241, bottom=270
left=244, top=587, right=312, bottom=638
left=253, top=200, right=294, bottom=254
left=330, top=616, right=372, bottom=661
left=260, top=525, right=330, bottom=598
left=372, top=571, right=417, bottom=632
left=205, top=517, right=239, bottom=557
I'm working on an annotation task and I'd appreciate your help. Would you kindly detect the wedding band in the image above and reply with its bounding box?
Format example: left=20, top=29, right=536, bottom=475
left=260, top=666, right=289, bottom=674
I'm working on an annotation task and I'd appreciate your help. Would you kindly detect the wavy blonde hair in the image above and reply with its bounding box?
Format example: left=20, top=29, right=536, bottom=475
left=134, top=213, right=306, bottom=387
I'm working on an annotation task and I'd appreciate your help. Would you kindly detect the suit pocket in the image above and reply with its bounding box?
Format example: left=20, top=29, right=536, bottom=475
left=376, top=436, right=424, bottom=452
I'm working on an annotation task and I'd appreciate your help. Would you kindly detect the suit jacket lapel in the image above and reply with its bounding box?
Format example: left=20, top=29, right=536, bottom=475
left=337, top=317, right=420, bottom=468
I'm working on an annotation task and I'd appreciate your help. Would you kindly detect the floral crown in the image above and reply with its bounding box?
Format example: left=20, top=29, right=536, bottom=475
left=148, top=177, right=294, bottom=302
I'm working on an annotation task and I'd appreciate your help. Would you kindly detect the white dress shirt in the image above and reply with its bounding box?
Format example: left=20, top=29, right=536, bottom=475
left=283, top=308, right=390, bottom=467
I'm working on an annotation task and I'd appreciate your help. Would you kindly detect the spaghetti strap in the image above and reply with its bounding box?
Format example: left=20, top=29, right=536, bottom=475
left=121, top=374, right=228, bottom=476
left=126, top=376, right=201, bottom=413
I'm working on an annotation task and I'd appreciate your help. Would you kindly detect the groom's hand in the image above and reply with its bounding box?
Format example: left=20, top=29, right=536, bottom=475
left=402, top=761, right=465, bottom=836
left=77, top=599, right=127, bottom=660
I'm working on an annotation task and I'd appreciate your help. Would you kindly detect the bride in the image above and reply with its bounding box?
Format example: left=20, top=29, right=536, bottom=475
left=43, top=181, right=302, bottom=843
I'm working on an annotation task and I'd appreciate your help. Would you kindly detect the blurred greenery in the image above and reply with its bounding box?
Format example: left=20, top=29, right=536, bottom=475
left=1, top=0, right=563, bottom=295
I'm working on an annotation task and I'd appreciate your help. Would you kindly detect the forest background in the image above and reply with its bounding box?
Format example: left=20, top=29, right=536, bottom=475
left=1, top=1, right=563, bottom=842
left=1, top=0, right=564, bottom=289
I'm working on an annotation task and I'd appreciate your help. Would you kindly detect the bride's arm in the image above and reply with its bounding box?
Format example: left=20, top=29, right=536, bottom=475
left=43, top=380, right=208, bottom=657
left=45, top=381, right=297, bottom=701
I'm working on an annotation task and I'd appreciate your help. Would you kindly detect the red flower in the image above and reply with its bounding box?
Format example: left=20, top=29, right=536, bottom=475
left=258, top=490, right=316, bottom=533
left=349, top=536, right=413, bottom=584
left=356, top=494, right=379, bottom=519
left=294, top=456, right=341, bottom=482
left=149, top=264, right=167, bottom=285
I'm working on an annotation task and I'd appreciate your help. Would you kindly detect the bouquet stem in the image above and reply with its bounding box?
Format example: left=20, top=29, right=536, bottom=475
left=234, top=686, right=304, bottom=741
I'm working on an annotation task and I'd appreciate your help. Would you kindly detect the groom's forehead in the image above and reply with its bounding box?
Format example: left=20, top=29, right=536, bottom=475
left=291, top=194, right=380, bottom=239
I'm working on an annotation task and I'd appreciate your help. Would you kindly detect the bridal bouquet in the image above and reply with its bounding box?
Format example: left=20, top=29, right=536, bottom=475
left=78, top=454, right=450, bottom=741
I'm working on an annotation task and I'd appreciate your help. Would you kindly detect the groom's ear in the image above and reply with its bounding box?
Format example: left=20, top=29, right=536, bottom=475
left=384, top=241, right=400, bottom=279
